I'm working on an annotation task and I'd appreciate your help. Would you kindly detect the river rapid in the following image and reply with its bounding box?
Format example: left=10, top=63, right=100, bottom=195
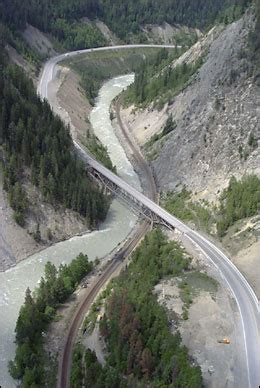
left=0, top=74, right=137, bottom=387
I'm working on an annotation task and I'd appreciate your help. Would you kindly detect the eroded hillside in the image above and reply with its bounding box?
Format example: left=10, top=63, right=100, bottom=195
left=122, top=12, right=260, bottom=201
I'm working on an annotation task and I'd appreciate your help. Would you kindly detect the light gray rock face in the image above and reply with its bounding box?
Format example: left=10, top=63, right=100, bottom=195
left=151, top=13, right=260, bottom=199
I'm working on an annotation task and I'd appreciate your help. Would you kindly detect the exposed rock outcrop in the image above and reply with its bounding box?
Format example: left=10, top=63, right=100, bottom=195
left=122, top=13, right=260, bottom=201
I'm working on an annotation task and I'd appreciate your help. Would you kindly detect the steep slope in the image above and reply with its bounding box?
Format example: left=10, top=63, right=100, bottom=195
left=0, top=0, right=250, bottom=50
left=117, top=10, right=260, bottom=301
left=154, top=13, right=259, bottom=198
left=0, top=51, right=109, bottom=271
left=122, top=12, right=259, bottom=201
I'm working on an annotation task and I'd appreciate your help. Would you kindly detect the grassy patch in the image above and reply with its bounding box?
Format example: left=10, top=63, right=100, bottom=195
left=181, top=271, right=218, bottom=296
left=178, top=271, right=218, bottom=319
left=217, top=175, right=260, bottom=237
left=146, top=148, right=159, bottom=161
left=161, top=188, right=214, bottom=232
left=82, top=302, right=100, bottom=334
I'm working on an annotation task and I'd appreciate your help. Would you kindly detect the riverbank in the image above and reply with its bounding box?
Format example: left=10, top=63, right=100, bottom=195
left=0, top=170, right=92, bottom=272
left=110, top=84, right=247, bottom=387
left=0, top=70, right=140, bottom=388
left=0, top=64, right=101, bottom=273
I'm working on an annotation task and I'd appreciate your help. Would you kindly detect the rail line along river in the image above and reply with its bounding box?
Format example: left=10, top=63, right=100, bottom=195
left=0, top=74, right=138, bottom=387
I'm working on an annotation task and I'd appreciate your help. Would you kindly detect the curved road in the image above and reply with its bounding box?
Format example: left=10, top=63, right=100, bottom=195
left=38, top=45, right=260, bottom=388
left=57, top=64, right=157, bottom=387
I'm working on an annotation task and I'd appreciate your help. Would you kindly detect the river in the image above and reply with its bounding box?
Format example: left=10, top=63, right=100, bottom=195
left=0, top=74, right=137, bottom=387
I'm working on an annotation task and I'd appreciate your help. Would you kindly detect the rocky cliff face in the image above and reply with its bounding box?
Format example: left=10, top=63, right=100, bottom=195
left=123, top=13, right=260, bottom=201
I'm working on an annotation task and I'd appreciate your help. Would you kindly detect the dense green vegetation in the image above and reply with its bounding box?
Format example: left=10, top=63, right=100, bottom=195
left=162, top=188, right=214, bottom=232
left=0, top=0, right=251, bottom=48
left=96, top=0, right=250, bottom=39
left=0, top=22, right=44, bottom=67
left=124, top=49, right=204, bottom=108
left=84, top=131, right=115, bottom=171
left=51, top=19, right=106, bottom=50
left=0, top=0, right=107, bottom=50
left=9, top=253, right=93, bottom=387
left=217, top=175, right=260, bottom=236
left=162, top=176, right=260, bottom=238
left=0, top=52, right=109, bottom=227
left=65, top=48, right=170, bottom=105
left=71, top=229, right=202, bottom=387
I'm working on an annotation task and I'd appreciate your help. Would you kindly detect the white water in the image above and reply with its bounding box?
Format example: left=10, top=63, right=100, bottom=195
left=0, top=74, right=136, bottom=387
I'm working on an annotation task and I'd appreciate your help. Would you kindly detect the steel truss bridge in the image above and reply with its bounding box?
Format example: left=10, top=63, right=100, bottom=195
left=89, top=166, right=173, bottom=229
left=39, top=45, right=260, bottom=388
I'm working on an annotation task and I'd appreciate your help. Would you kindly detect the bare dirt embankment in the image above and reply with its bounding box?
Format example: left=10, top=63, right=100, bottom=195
left=222, top=215, right=260, bottom=298
left=0, top=169, right=89, bottom=272
left=56, top=67, right=93, bottom=144
left=22, top=24, right=57, bottom=57
left=0, top=60, right=90, bottom=271
left=111, top=92, right=248, bottom=387
left=121, top=13, right=260, bottom=199
left=0, top=173, right=40, bottom=271
left=0, top=51, right=94, bottom=272
left=154, top=230, right=247, bottom=388
left=119, top=12, right=260, bottom=301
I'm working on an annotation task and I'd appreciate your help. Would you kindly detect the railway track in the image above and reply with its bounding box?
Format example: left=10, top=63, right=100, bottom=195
left=59, top=221, right=151, bottom=388
left=58, top=90, right=156, bottom=388
left=115, top=95, right=157, bottom=202
left=40, top=45, right=260, bottom=388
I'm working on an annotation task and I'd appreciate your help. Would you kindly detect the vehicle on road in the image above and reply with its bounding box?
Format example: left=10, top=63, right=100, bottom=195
left=38, top=44, right=260, bottom=388
left=217, top=338, right=231, bottom=344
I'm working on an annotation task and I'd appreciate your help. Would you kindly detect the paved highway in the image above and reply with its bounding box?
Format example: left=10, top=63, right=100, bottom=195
left=38, top=45, right=260, bottom=388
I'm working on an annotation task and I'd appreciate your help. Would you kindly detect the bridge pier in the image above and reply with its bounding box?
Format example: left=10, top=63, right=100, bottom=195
left=89, top=169, right=174, bottom=230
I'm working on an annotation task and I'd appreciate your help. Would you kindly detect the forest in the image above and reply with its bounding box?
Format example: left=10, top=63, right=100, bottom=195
left=9, top=253, right=93, bottom=387
left=217, top=175, right=260, bottom=236
left=71, top=229, right=202, bottom=387
left=124, top=48, right=204, bottom=107
left=98, top=0, right=250, bottom=39
left=0, top=0, right=106, bottom=50
left=0, top=0, right=251, bottom=46
left=162, top=188, right=213, bottom=233
left=161, top=175, right=260, bottom=238
left=0, top=51, right=109, bottom=228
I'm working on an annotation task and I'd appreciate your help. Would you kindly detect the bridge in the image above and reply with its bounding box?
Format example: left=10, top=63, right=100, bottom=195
left=87, top=159, right=174, bottom=229
left=39, top=45, right=260, bottom=388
